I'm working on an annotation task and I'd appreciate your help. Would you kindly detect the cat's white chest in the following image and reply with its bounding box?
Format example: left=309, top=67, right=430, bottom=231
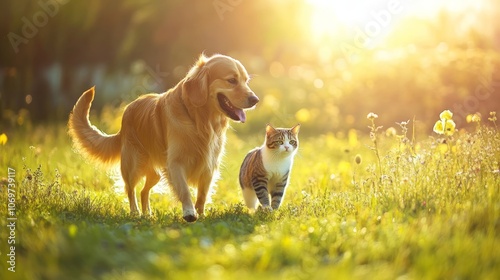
left=262, top=149, right=294, bottom=177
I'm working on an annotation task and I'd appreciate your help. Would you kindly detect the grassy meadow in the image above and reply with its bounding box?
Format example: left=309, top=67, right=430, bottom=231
left=2, top=0, right=500, bottom=279
left=0, top=111, right=499, bottom=280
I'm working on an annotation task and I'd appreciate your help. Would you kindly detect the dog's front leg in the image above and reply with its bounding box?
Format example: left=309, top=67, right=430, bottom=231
left=167, top=165, right=197, bottom=222
left=195, top=171, right=215, bottom=217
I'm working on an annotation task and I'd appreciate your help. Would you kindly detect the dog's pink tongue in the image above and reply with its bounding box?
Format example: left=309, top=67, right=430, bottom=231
left=235, top=109, right=246, bottom=123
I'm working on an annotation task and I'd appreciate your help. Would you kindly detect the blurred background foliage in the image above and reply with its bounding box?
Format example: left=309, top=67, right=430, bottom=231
left=1, top=0, right=499, bottom=136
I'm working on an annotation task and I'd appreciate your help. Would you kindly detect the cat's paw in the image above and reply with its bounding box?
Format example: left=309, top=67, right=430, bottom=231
left=255, top=205, right=274, bottom=220
left=258, top=205, right=273, bottom=212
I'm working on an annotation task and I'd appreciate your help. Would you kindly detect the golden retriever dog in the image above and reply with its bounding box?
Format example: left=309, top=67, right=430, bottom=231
left=68, top=54, right=259, bottom=222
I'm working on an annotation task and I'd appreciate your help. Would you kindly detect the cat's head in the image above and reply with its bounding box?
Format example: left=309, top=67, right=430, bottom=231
left=265, top=124, right=300, bottom=156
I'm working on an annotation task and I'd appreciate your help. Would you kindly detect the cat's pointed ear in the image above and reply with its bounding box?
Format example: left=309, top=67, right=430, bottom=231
left=266, top=123, right=277, bottom=134
left=291, top=124, right=301, bottom=134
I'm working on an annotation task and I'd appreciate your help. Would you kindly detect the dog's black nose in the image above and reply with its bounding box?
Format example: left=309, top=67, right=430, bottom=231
left=248, top=95, right=259, bottom=106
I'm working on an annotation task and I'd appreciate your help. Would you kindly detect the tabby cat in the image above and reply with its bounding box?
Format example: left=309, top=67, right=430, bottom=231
left=239, top=124, right=300, bottom=210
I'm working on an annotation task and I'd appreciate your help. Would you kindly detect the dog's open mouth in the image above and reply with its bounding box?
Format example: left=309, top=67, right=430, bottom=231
left=217, top=93, right=246, bottom=122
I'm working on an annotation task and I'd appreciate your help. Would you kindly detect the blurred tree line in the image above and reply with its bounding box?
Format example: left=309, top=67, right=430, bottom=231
left=1, top=0, right=499, bottom=135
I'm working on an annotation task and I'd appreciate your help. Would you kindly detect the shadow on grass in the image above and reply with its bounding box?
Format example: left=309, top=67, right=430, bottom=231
left=5, top=165, right=280, bottom=279
left=16, top=162, right=272, bottom=235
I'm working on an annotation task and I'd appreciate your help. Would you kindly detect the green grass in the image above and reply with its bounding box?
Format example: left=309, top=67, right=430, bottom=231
left=0, top=116, right=499, bottom=280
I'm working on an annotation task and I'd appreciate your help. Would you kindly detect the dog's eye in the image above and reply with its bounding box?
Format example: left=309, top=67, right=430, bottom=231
left=227, top=78, right=238, bottom=85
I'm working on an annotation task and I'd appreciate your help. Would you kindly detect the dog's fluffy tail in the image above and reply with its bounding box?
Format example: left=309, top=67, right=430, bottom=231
left=68, top=87, right=121, bottom=166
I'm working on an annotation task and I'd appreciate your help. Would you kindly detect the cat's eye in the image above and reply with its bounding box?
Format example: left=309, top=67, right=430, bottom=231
left=227, top=78, right=238, bottom=85
left=289, top=140, right=296, bottom=145
left=276, top=141, right=284, bottom=145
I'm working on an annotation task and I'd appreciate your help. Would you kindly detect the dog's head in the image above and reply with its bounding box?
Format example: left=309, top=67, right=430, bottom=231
left=182, top=54, right=259, bottom=123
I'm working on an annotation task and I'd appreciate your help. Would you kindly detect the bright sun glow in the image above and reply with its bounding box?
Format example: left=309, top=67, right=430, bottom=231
left=307, top=0, right=366, bottom=27
left=306, top=0, right=484, bottom=42
left=306, top=0, right=405, bottom=42
left=307, top=0, right=359, bottom=40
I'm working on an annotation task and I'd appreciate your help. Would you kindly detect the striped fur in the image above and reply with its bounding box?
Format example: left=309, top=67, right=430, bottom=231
left=239, top=124, right=300, bottom=210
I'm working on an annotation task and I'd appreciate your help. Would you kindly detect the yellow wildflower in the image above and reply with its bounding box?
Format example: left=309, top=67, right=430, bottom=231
left=0, top=133, right=7, bottom=145
left=445, top=119, right=456, bottom=135
left=433, top=120, right=444, bottom=134
left=439, top=110, right=453, bottom=120
left=434, top=119, right=456, bottom=136
left=434, top=110, right=456, bottom=136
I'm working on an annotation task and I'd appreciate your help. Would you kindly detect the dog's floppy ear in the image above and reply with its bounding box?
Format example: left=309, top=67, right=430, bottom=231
left=182, top=55, right=209, bottom=107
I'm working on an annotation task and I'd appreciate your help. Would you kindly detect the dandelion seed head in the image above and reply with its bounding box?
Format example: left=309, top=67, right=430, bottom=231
left=367, top=112, right=378, bottom=120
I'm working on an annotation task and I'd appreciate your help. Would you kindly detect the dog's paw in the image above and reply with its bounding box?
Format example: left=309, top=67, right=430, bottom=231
left=183, top=214, right=198, bottom=223
left=182, top=208, right=198, bottom=222
left=129, top=209, right=141, bottom=218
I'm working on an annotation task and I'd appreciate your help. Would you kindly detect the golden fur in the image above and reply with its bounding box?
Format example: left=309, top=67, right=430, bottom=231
left=68, top=54, right=259, bottom=222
